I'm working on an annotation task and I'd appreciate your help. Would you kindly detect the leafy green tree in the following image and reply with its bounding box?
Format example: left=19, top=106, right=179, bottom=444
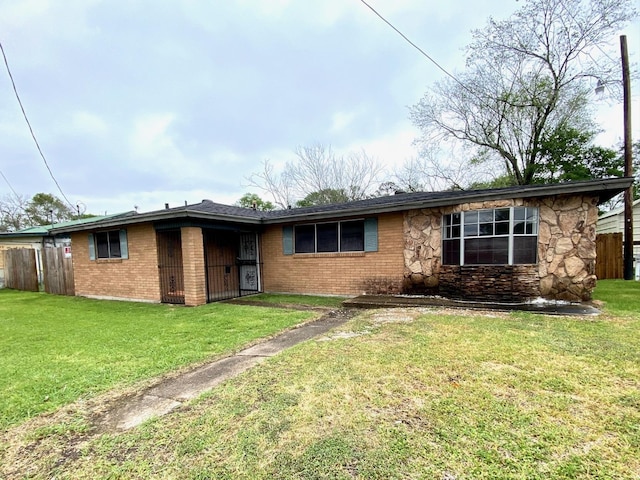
left=235, top=193, right=275, bottom=211
left=24, top=193, right=74, bottom=226
left=534, top=126, right=622, bottom=183
left=295, top=189, right=349, bottom=207
left=468, top=174, right=518, bottom=190
left=410, top=0, right=635, bottom=187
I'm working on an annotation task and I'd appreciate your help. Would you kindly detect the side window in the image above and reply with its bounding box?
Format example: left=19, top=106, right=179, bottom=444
left=90, top=230, right=128, bottom=260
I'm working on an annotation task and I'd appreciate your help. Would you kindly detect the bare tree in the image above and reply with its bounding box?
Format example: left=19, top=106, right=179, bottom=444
left=393, top=143, right=503, bottom=192
left=410, top=0, right=636, bottom=186
left=0, top=193, right=29, bottom=232
left=246, top=143, right=385, bottom=208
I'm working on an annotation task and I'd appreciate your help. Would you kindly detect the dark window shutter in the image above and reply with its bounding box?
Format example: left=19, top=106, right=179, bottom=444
left=282, top=226, right=293, bottom=255
left=364, top=217, right=378, bottom=252
left=88, top=233, right=96, bottom=260
left=119, top=230, right=128, bottom=259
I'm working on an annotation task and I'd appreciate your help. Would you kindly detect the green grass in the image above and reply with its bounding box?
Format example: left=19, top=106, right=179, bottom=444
left=0, top=290, right=316, bottom=429
left=592, top=278, right=640, bottom=316
left=234, top=293, right=345, bottom=308
left=2, top=280, right=640, bottom=479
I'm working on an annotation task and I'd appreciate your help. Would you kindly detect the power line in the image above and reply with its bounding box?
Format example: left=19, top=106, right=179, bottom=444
left=357, top=0, right=467, bottom=90
left=0, top=169, right=19, bottom=197
left=0, top=40, right=74, bottom=208
left=357, top=0, right=531, bottom=139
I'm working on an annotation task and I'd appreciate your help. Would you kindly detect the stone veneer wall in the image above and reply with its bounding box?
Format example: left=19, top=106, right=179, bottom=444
left=537, top=195, right=599, bottom=301
left=403, top=194, right=599, bottom=302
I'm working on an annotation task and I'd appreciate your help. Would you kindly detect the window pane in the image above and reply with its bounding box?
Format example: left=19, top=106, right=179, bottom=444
left=444, top=214, right=453, bottom=228
left=317, top=223, right=338, bottom=252
left=295, top=225, right=315, bottom=253
left=479, top=223, right=493, bottom=236
left=464, top=224, right=478, bottom=237
left=513, top=221, right=525, bottom=234
left=452, top=225, right=460, bottom=238
left=513, top=236, right=537, bottom=263
left=96, top=232, right=109, bottom=258
left=464, top=237, right=509, bottom=264
left=109, top=231, right=121, bottom=258
left=478, top=210, right=493, bottom=223
left=464, top=211, right=478, bottom=225
left=513, top=207, right=526, bottom=220
left=495, top=209, right=510, bottom=222
left=442, top=239, right=461, bottom=265
left=495, top=222, right=510, bottom=235
left=341, top=221, right=364, bottom=251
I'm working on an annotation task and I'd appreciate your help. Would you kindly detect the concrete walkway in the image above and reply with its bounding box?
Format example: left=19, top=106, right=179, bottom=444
left=96, top=309, right=354, bottom=432
left=94, top=296, right=597, bottom=432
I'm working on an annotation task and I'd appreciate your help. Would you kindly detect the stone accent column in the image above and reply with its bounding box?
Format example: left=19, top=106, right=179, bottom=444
left=403, top=209, right=443, bottom=293
left=181, top=226, right=207, bottom=306
left=537, top=195, right=599, bottom=301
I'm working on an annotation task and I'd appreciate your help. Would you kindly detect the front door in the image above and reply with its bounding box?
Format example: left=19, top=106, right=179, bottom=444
left=204, top=230, right=260, bottom=302
left=157, top=230, right=185, bottom=304
left=204, top=231, right=240, bottom=302
left=238, top=232, right=260, bottom=296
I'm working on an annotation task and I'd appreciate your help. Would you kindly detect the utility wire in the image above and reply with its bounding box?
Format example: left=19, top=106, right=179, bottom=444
left=0, top=169, right=19, bottom=197
left=358, top=0, right=468, bottom=91
left=0, top=40, right=74, bottom=209
left=357, top=0, right=531, bottom=140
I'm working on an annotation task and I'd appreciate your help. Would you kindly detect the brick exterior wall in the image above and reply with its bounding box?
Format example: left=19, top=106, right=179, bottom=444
left=71, top=223, right=161, bottom=302
left=69, top=193, right=599, bottom=304
left=261, top=213, right=405, bottom=296
left=181, top=226, right=207, bottom=306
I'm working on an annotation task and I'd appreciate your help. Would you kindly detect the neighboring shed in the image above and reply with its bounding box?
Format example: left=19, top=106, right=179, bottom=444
left=596, top=199, right=640, bottom=280
left=596, top=198, right=640, bottom=257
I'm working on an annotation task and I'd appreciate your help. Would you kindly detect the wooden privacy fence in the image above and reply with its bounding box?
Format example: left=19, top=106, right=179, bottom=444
left=42, top=246, right=75, bottom=296
left=596, top=233, right=623, bottom=280
left=4, top=248, right=38, bottom=291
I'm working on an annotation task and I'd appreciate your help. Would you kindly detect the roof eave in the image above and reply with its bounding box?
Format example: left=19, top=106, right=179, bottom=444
left=49, top=209, right=263, bottom=234
left=262, top=178, right=634, bottom=224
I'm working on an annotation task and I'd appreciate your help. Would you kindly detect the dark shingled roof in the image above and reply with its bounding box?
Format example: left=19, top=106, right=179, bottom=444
left=50, top=177, right=634, bottom=233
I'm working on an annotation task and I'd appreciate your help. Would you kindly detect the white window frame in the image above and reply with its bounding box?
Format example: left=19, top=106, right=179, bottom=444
left=442, top=207, right=538, bottom=266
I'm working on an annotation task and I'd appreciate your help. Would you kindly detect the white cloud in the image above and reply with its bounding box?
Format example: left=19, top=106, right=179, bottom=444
left=330, top=110, right=359, bottom=133
left=130, top=114, right=177, bottom=160
left=70, top=111, right=108, bottom=137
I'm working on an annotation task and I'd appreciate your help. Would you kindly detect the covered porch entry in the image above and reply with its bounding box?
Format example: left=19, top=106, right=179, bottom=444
left=204, top=229, right=261, bottom=302
left=155, top=224, right=261, bottom=305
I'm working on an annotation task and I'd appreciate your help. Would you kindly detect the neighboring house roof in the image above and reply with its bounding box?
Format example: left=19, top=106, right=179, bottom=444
left=597, top=198, right=640, bottom=220
left=50, top=177, right=634, bottom=234
left=0, top=212, right=135, bottom=238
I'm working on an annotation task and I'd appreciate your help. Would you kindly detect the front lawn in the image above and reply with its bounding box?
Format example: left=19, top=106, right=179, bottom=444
left=2, top=281, right=639, bottom=479
left=0, top=290, right=316, bottom=430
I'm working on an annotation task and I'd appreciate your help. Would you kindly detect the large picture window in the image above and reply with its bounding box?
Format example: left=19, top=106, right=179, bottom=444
left=294, top=220, right=365, bottom=253
left=442, top=207, right=538, bottom=265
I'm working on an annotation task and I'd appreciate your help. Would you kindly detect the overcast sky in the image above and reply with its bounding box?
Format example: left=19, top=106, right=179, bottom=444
left=1, top=0, right=639, bottom=216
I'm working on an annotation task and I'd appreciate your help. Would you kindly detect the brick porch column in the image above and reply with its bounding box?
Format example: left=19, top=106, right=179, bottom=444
left=181, top=226, right=207, bottom=306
